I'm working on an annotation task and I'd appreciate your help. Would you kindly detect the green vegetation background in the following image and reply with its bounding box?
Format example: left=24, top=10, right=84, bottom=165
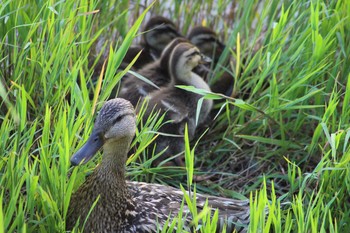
left=0, top=0, right=349, bottom=232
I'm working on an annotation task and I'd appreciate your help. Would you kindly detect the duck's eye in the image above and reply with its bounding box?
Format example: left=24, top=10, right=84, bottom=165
left=112, top=115, right=123, bottom=124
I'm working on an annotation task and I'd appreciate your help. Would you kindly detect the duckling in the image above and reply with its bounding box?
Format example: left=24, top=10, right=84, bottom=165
left=67, top=98, right=250, bottom=232
left=118, top=38, right=190, bottom=107
left=90, top=16, right=182, bottom=97
left=142, top=16, right=183, bottom=58
left=188, top=26, right=225, bottom=66
left=119, top=45, right=154, bottom=71
left=141, top=42, right=213, bottom=166
left=188, top=26, right=234, bottom=97
left=121, top=16, right=183, bottom=70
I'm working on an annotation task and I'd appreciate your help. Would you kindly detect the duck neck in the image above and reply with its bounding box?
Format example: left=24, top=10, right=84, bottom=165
left=174, top=71, right=191, bottom=85
left=172, top=64, right=211, bottom=92
left=170, top=61, right=192, bottom=85
left=171, top=62, right=213, bottom=123
left=96, top=137, right=132, bottom=195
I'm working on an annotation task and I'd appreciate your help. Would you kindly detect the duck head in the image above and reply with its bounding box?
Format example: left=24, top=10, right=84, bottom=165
left=70, top=98, right=136, bottom=166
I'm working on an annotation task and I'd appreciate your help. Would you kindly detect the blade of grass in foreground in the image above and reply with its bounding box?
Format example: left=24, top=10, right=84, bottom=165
left=99, top=2, right=155, bottom=101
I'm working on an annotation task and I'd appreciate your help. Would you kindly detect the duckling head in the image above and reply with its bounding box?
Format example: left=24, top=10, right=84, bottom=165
left=70, top=98, right=136, bottom=166
left=143, top=16, right=183, bottom=56
left=159, top=37, right=190, bottom=70
left=169, top=42, right=203, bottom=80
left=188, top=26, right=225, bottom=63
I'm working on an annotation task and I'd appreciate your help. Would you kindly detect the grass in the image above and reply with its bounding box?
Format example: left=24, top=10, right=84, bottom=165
left=0, top=0, right=349, bottom=232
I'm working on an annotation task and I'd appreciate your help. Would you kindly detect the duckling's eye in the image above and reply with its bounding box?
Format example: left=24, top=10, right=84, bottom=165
left=186, top=51, right=200, bottom=58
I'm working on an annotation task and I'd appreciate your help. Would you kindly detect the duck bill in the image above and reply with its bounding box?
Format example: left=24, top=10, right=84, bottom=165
left=196, top=63, right=211, bottom=73
left=200, top=54, right=212, bottom=65
left=70, top=130, right=104, bottom=166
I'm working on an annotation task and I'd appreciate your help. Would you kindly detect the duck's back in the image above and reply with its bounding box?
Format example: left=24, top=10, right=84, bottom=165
left=147, top=86, right=209, bottom=130
left=119, top=61, right=170, bottom=107
left=120, top=45, right=155, bottom=71
left=126, top=181, right=250, bottom=233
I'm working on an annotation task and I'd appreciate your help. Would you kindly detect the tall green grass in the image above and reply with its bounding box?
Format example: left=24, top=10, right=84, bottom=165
left=0, top=0, right=349, bottom=232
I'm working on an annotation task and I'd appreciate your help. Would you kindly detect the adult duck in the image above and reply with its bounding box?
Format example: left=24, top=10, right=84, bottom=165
left=67, top=98, right=250, bottom=232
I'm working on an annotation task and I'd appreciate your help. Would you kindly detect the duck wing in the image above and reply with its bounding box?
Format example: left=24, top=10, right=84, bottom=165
left=127, top=181, right=250, bottom=233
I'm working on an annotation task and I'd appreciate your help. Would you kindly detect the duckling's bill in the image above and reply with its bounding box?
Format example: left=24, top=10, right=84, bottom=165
left=200, top=54, right=212, bottom=64
left=71, top=130, right=104, bottom=166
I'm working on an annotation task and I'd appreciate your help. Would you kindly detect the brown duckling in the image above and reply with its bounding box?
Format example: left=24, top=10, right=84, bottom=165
left=121, top=16, right=183, bottom=70
left=188, top=26, right=234, bottom=97
left=141, top=42, right=213, bottom=166
left=118, top=38, right=190, bottom=107
left=188, top=26, right=225, bottom=65
left=120, top=45, right=155, bottom=71
left=142, top=16, right=183, bottom=58
left=67, top=98, right=250, bottom=232
left=90, top=16, right=182, bottom=95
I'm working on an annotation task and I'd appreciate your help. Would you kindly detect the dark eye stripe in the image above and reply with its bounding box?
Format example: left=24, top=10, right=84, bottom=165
left=186, top=51, right=200, bottom=58
left=154, top=24, right=176, bottom=32
left=111, top=113, right=134, bottom=125
left=164, top=25, right=178, bottom=33
left=112, top=115, right=124, bottom=124
left=192, top=36, right=226, bottom=49
left=198, top=36, right=217, bottom=42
